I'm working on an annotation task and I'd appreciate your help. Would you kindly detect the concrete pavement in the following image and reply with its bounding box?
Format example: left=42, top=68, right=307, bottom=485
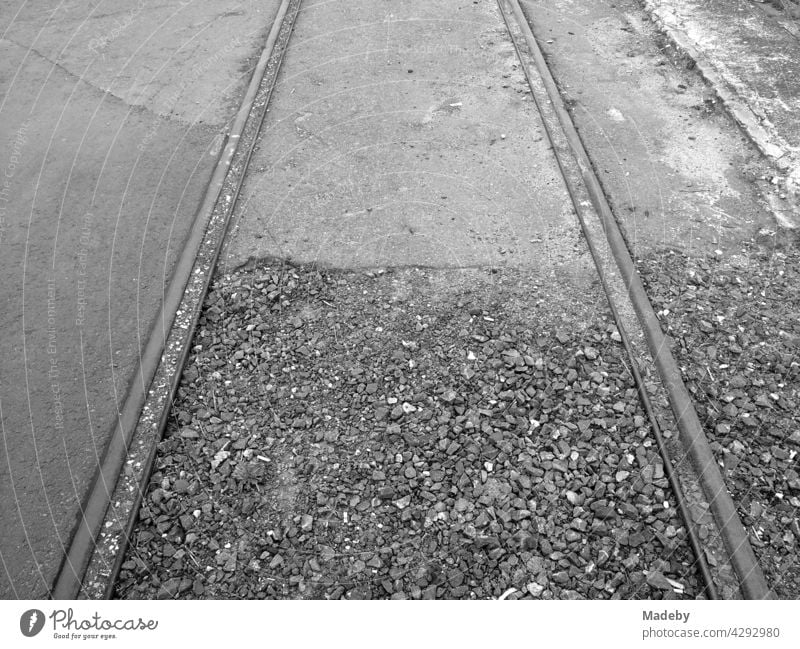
left=642, top=0, right=800, bottom=225
left=520, top=0, right=776, bottom=257
left=0, top=0, right=281, bottom=598
left=223, top=0, right=579, bottom=271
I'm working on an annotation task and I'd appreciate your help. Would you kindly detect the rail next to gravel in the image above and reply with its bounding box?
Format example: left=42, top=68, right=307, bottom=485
left=51, top=0, right=303, bottom=599
left=498, top=0, right=769, bottom=599
left=56, top=0, right=770, bottom=600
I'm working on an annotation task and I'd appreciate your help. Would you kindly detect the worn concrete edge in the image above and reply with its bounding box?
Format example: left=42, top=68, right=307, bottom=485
left=50, top=0, right=297, bottom=600
left=638, top=0, right=799, bottom=224
left=507, top=0, right=772, bottom=598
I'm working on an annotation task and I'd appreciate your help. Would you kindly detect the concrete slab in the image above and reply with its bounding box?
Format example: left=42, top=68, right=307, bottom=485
left=521, top=0, right=775, bottom=256
left=0, top=0, right=282, bottom=598
left=642, top=0, right=800, bottom=214
left=224, top=0, right=577, bottom=270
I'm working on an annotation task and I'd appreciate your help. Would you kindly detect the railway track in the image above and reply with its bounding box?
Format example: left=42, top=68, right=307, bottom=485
left=54, top=0, right=304, bottom=599
left=57, top=0, right=770, bottom=600
left=496, top=0, right=761, bottom=599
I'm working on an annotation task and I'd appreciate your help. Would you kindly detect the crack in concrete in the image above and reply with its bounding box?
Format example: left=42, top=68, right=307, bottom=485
left=0, top=35, right=191, bottom=126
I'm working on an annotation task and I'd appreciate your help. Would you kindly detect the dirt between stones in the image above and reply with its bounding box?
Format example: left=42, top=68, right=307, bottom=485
left=116, top=263, right=703, bottom=600
left=638, top=233, right=800, bottom=599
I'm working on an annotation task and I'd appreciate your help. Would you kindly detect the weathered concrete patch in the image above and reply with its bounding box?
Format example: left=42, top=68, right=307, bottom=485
left=522, top=0, right=776, bottom=255
left=0, top=0, right=281, bottom=598
left=640, top=0, right=800, bottom=220
left=223, top=0, right=575, bottom=270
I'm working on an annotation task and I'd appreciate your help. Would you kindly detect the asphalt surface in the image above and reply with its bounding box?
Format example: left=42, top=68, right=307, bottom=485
left=0, top=0, right=281, bottom=598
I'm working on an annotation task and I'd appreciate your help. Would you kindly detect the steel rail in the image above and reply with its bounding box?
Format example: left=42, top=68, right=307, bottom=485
left=498, top=0, right=770, bottom=599
left=101, top=0, right=303, bottom=600
left=51, top=0, right=302, bottom=599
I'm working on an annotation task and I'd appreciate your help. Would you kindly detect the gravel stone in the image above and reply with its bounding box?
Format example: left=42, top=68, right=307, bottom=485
left=639, top=239, right=800, bottom=597
left=116, top=266, right=703, bottom=600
